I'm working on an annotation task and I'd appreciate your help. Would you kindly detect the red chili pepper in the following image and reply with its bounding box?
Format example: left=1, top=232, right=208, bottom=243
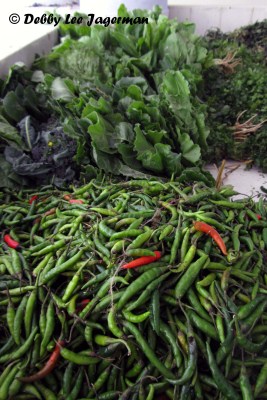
left=193, top=221, right=228, bottom=255
left=69, top=199, right=84, bottom=204
left=121, top=251, right=161, bottom=270
left=18, top=340, right=64, bottom=383
left=76, top=299, right=91, bottom=312
left=256, top=214, right=262, bottom=220
left=63, top=194, right=72, bottom=201
left=29, top=195, right=38, bottom=204
left=3, top=234, right=20, bottom=250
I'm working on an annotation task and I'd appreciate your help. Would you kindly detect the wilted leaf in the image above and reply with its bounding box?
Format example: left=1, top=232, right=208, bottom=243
left=51, top=77, right=75, bottom=102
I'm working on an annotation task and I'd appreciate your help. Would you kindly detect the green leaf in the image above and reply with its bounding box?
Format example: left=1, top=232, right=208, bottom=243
left=111, top=31, right=139, bottom=58
left=0, top=115, right=25, bottom=149
left=133, top=125, right=154, bottom=154
left=51, top=77, right=75, bottom=102
left=146, top=129, right=167, bottom=145
left=87, top=111, right=116, bottom=154
left=92, top=145, right=121, bottom=173
left=155, top=143, right=182, bottom=176
left=127, top=101, right=151, bottom=125
left=31, top=70, right=45, bottom=83
left=163, top=69, right=190, bottom=94
left=63, top=118, right=87, bottom=140
left=89, top=120, right=134, bottom=153
left=117, top=3, right=129, bottom=18
left=177, top=167, right=215, bottom=186
left=160, top=32, right=187, bottom=69
left=117, top=143, right=143, bottom=171
left=80, top=164, right=98, bottom=181
left=127, top=85, right=143, bottom=101
left=4, top=147, right=52, bottom=176
left=118, top=163, right=158, bottom=179
left=82, top=97, right=113, bottom=117
left=114, top=122, right=135, bottom=143
left=3, top=91, right=27, bottom=123
left=0, top=155, right=27, bottom=189
left=180, top=132, right=201, bottom=164
left=113, top=77, right=148, bottom=102
left=18, top=116, right=38, bottom=151
left=196, top=113, right=209, bottom=150
left=134, top=126, right=163, bottom=173
left=23, top=86, right=46, bottom=120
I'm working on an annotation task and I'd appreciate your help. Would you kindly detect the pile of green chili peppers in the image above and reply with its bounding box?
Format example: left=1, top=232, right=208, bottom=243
left=0, top=177, right=267, bottom=400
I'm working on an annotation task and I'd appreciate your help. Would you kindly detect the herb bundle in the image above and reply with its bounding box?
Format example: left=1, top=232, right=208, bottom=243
left=202, top=20, right=267, bottom=170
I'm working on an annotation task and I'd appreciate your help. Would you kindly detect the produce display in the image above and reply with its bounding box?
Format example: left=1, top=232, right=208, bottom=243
left=1, top=10, right=266, bottom=187
left=1, top=178, right=267, bottom=399
left=1, top=5, right=267, bottom=400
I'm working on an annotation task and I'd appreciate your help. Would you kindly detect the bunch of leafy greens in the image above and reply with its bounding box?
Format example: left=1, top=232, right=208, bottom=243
left=0, top=65, right=78, bottom=188
left=202, top=20, right=267, bottom=171
left=0, top=5, right=214, bottom=188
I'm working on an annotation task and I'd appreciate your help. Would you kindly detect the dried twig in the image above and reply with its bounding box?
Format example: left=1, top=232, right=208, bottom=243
left=215, top=159, right=226, bottom=190
left=231, top=111, right=267, bottom=142
left=214, top=51, right=241, bottom=74
left=223, top=163, right=241, bottom=180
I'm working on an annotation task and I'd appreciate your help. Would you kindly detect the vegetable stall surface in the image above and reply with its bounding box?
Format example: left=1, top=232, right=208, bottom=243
left=0, top=177, right=267, bottom=399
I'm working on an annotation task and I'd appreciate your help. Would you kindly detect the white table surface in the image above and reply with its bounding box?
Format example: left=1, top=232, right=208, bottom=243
left=205, top=161, right=267, bottom=199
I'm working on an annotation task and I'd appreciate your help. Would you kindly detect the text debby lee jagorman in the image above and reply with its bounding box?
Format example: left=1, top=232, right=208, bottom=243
left=8, top=13, right=149, bottom=27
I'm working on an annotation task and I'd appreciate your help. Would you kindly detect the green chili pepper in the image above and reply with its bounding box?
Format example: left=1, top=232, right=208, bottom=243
left=175, top=255, right=209, bottom=299
left=40, top=300, right=55, bottom=357
left=206, top=342, right=241, bottom=400
left=0, top=326, right=38, bottom=363
left=238, top=365, right=253, bottom=400
left=13, top=295, right=28, bottom=345
left=160, top=320, right=182, bottom=369
left=188, top=310, right=218, bottom=341
left=237, top=295, right=266, bottom=320
left=117, top=267, right=167, bottom=310
left=123, top=308, right=150, bottom=323
left=126, top=229, right=152, bottom=250
left=0, top=363, right=21, bottom=400
left=123, top=321, right=175, bottom=380
left=94, top=335, right=131, bottom=356
left=254, top=362, right=267, bottom=398
left=31, top=238, right=72, bottom=256
left=60, top=348, right=100, bottom=365
left=159, top=224, right=173, bottom=241
left=99, top=220, right=116, bottom=238
left=40, top=247, right=89, bottom=285
left=170, top=220, right=182, bottom=264
left=24, top=288, right=37, bottom=338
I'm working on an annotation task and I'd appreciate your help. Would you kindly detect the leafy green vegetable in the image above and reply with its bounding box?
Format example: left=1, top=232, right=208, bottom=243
left=0, top=155, right=27, bottom=189
left=0, top=114, right=25, bottom=150
left=0, top=5, right=215, bottom=187
left=3, top=91, right=27, bottom=122
left=202, top=20, right=267, bottom=171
